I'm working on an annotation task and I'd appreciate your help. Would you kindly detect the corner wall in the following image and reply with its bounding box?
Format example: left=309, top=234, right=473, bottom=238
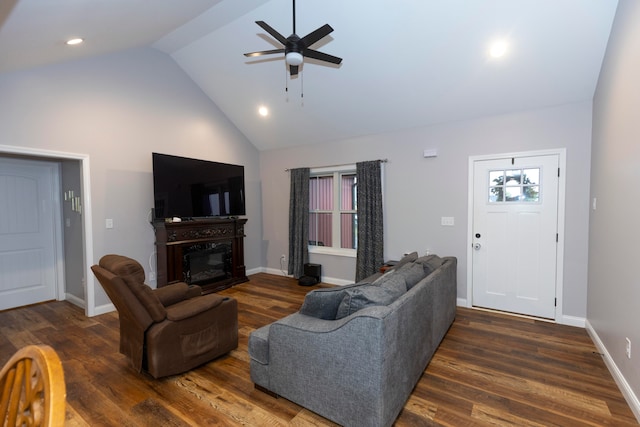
left=590, top=0, right=640, bottom=417
left=0, top=47, right=261, bottom=310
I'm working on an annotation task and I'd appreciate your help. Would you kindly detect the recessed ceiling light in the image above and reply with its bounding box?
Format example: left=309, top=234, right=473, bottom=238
left=258, top=106, right=269, bottom=117
left=66, top=38, right=84, bottom=46
left=489, top=40, right=508, bottom=58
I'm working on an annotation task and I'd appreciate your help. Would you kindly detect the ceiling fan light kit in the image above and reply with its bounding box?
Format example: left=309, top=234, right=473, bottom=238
left=285, top=52, right=303, bottom=66
left=244, top=0, right=342, bottom=77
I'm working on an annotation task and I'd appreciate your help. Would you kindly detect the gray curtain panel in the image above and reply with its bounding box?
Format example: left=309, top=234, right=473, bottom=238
left=356, top=160, right=384, bottom=282
left=288, top=168, right=310, bottom=278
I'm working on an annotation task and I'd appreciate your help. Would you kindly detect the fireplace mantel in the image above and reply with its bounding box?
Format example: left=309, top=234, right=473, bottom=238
left=154, top=218, right=248, bottom=293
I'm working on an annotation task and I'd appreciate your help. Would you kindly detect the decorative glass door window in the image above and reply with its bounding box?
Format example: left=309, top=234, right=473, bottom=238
left=489, top=168, right=540, bottom=202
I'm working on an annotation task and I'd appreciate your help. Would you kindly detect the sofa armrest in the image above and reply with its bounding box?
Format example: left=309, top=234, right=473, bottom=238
left=164, top=294, right=226, bottom=321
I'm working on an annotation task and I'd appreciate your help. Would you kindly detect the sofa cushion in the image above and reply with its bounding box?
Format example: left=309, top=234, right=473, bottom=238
left=395, top=261, right=426, bottom=290
left=335, top=274, right=407, bottom=319
left=415, top=254, right=444, bottom=276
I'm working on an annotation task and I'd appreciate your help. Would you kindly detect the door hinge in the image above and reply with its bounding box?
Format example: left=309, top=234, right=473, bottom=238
left=556, top=233, right=559, bottom=242
left=512, top=157, right=515, bottom=165
left=555, top=298, right=557, bottom=307
left=558, top=167, right=560, bottom=177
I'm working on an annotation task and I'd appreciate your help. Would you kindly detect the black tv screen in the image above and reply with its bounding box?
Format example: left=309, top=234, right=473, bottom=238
left=152, top=153, right=245, bottom=220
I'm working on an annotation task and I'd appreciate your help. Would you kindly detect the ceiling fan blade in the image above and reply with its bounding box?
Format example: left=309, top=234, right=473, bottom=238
left=289, top=65, right=299, bottom=76
left=304, top=49, right=342, bottom=65
left=244, top=49, right=285, bottom=58
left=300, top=24, right=334, bottom=47
left=255, top=21, right=288, bottom=45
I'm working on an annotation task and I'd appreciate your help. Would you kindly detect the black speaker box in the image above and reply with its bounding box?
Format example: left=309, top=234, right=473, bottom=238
left=303, top=263, right=321, bottom=281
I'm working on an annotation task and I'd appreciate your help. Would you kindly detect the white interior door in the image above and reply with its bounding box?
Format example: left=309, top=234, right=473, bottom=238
left=471, top=154, right=559, bottom=319
left=0, top=158, right=60, bottom=310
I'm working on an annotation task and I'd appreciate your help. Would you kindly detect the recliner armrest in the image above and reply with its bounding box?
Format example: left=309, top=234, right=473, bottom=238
left=165, top=294, right=227, bottom=321
left=153, top=282, right=193, bottom=306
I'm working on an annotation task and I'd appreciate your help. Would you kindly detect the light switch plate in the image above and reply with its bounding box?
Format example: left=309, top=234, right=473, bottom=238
left=441, top=217, right=454, bottom=226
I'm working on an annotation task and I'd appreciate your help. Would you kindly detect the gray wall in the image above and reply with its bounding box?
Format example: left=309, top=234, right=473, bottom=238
left=260, top=101, right=592, bottom=319
left=61, top=159, right=84, bottom=300
left=590, top=0, right=640, bottom=407
left=0, top=47, right=261, bottom=309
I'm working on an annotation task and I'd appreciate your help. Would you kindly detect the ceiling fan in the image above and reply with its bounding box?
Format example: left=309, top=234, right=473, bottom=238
left=244, top=0, right=342, bottom=76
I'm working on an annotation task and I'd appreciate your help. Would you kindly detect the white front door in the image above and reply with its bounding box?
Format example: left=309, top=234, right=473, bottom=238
left=471, top=154, right=559, bottom=319
left=0, top=158, right=60, bottom=310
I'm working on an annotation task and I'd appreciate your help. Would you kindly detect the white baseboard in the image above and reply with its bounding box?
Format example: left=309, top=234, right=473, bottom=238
left=93, top=302, right=116, bottom=316
left=64, top=293, right=85, bottom=309
left=321, top=277, right=354, bottom=286
left=246, top=266, right=268, bottom=275
left=559, top=314, right=586, bottom=328
left=586, top=320, right=640, bottom=422
left=456, top=297, right=586, bottom=328
left=256, top=267, right=354, bottom=286
left=261, top=267, right=289, bottom=277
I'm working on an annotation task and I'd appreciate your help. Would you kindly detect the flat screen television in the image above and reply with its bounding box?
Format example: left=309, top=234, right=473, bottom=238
left=152, top=153, right=245, bottom=220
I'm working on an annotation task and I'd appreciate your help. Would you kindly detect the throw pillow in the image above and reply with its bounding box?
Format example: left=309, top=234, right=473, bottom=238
left=299, top=283, right=371, bottom=320
left=393, top=251, right=419, bottom=270
left=335, top=275, right=407, bottom=319
left=299, top=288, right=347, bottom=320
left=415, top=254, right=444, bottom=276
left=395, top=261, right=426, bottom=289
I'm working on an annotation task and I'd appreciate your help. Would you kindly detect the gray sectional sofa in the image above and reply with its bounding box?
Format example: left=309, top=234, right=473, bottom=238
left=248, top=254, right=457, bottom=427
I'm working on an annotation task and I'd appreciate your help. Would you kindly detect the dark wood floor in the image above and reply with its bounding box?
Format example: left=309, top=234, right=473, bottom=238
left=0, top=273, right=637, bottom=426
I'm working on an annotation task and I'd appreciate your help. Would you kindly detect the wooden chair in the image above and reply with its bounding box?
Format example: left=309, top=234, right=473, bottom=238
left=0, top=345, right=66, bottom=427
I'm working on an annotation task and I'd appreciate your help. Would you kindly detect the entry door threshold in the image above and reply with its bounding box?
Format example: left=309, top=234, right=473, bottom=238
left=471, top=305, right=555, bottom=323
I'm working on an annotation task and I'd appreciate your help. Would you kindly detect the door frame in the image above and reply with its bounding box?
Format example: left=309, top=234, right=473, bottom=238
left=466, top=148, right=566, bottom=323
left=0, top=144, right=96, bottom=317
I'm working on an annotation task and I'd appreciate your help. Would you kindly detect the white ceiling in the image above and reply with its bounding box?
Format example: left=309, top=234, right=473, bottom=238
left=0, top=0, right=619, bottom=151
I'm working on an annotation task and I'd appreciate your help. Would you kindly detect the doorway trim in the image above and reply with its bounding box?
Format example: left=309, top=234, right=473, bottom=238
left=466, top=148, right=566, bottom=323
left=0, top=144, right=96, bottom=317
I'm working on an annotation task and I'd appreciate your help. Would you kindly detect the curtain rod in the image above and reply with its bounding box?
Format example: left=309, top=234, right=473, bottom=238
left=285, top=158, right=387, bottom=172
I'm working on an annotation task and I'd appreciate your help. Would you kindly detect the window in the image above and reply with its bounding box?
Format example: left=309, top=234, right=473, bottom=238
left=309, top=167, right=357, bottom=256
left=489, top=168, right=540, bottom=203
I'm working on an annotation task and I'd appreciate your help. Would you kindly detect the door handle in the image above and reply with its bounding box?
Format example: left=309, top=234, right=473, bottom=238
left=473, top=243, right=481, bottom=250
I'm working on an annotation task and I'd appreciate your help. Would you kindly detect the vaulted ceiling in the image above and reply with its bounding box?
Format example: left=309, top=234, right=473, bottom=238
left=0, top=0, right=619, bottom=151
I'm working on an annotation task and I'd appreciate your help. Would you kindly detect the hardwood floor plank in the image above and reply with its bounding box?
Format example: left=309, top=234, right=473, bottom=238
left=0, top=272, right=636, bottom=426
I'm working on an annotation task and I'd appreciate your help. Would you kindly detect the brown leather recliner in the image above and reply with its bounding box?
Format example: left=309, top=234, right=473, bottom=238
left=91, top=254, right=238, bottom=378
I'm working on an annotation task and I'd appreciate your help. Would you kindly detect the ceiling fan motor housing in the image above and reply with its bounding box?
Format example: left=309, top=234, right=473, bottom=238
left=285, top=35, right=304, bottom=65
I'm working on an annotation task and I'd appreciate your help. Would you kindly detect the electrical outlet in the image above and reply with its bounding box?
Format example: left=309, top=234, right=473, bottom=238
left=626, top=337, right=631, bottom=359
left=280, top=254, right=286, bottom=262
left=149, top=272, right=156, bottom=281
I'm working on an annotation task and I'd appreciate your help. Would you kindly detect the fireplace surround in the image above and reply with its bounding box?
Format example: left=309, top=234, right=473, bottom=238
left=154, top=218, right=248, bottom=293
